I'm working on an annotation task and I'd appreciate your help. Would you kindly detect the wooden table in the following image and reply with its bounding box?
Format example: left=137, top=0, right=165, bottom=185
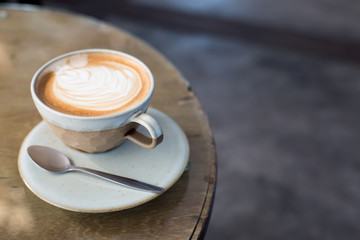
left=0, top=4, right=216, bottom=240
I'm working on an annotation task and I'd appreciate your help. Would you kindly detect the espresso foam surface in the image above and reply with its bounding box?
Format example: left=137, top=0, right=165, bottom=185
left=37, top=53, right=151, bottom=116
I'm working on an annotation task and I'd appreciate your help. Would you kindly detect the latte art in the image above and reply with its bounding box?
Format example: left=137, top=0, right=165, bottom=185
left=53, top=62, right=142, bottom=111
left=36, top=52, right=151, bottom=116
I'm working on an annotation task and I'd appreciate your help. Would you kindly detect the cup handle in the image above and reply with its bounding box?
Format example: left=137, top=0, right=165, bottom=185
left=125, top=112, right=163, bottom=148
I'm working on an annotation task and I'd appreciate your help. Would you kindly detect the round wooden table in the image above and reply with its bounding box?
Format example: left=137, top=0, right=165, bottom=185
left=0, top=4, right=216, bottom=240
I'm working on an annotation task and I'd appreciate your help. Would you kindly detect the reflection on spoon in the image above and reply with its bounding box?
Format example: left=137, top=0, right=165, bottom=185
left=27, top=145, right=164, bottom=193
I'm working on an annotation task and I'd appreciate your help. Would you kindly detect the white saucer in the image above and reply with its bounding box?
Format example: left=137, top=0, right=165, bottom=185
left=18, top=108, right=189, bottom=213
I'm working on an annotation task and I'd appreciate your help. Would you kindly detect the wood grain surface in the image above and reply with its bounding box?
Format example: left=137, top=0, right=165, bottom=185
left=0, top=4, right=216, bottom=240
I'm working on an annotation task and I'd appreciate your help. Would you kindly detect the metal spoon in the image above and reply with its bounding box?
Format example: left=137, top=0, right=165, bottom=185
left=27, top=145, right=164, bottom=193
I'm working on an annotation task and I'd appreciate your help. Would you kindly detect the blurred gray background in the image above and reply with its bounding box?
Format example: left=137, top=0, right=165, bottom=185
left=10, top=0, right=360, bottom=239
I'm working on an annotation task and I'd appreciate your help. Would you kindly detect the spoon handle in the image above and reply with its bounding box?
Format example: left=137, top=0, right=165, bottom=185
left=71, top=166, right=164, bottom=193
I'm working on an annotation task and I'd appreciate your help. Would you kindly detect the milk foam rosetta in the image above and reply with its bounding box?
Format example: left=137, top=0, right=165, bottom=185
left=54, top=56, right=142, bottom=111
left=37, top=53, right=151, bottom=116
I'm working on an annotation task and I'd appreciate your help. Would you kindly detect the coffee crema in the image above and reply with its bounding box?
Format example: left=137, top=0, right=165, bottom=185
left=36, top=52, right=151, bottom=116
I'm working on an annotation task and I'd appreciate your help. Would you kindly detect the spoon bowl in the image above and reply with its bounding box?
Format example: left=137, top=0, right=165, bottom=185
left=28, top=145, right=71, bottom=173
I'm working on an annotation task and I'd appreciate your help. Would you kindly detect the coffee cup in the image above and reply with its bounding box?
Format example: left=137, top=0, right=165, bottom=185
left=30, top=49, right=163, bottom=153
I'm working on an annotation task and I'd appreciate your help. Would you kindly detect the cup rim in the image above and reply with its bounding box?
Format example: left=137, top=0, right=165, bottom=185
left=30, top=49, right=155, bottom=120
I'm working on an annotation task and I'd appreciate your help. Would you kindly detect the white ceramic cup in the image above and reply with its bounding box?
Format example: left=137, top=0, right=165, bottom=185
left=30, top=49, right=163, bottom=153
